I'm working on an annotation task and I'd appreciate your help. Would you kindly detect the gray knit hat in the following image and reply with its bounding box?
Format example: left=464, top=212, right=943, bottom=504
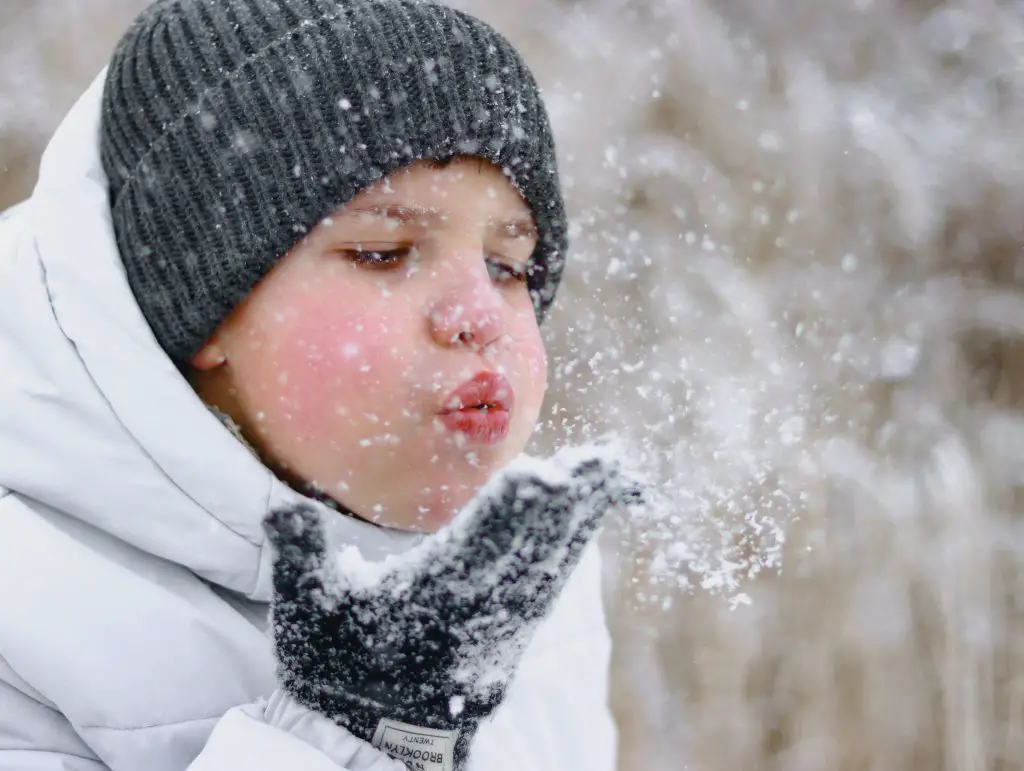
left=100, top=0, right=567, bottom=364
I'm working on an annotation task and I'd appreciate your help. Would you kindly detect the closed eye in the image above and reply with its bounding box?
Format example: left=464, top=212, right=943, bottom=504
left=487, top=258, right=529, bottom=285
left=343, top=246, right=413, bottom=267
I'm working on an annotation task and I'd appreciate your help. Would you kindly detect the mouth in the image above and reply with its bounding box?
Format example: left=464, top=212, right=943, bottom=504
left=438, top=371, right=515, bottom=445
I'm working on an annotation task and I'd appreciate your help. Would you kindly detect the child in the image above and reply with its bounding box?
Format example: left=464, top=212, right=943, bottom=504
left=0, top=1, right=632, bottom=769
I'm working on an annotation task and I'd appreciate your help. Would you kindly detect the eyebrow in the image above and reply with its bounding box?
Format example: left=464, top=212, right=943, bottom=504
left=343, top=203, right=538, bottom=239
left=345, top=204, right=441, bottom=224
left=498, top=217, right=539, bottom=240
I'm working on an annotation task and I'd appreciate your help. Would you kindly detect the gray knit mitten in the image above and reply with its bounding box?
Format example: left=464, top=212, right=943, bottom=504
left=264, top=442, right=641, bottom=771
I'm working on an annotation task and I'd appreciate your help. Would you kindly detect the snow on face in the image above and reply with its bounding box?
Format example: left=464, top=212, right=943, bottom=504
left=193, top=158, right=548, bottom=532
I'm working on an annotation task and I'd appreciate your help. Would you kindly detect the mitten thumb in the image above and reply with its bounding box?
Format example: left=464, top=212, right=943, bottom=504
left=264, top=504, right=332, bottom=606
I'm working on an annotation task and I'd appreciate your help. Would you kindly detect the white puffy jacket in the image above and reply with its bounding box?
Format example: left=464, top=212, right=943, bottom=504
left=0, top=71, right=616, bottom=771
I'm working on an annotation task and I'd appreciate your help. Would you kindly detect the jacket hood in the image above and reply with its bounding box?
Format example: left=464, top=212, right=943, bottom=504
left=0, top=70, right=421, bottom=602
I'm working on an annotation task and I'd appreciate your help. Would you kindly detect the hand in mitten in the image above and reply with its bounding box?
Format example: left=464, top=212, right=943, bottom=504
left=263, top=441, right=642, bottom=771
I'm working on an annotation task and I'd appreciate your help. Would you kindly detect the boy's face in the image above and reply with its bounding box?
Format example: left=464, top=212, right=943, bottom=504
left=190, top=158, right=549, bottom=532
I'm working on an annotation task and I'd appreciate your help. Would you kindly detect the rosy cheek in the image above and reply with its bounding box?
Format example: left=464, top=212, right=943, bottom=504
left=530, top=345, right=548, bottom=382
left=269, top=304, right=407, bottom=437
left=511, top=334, right=548, bottom=397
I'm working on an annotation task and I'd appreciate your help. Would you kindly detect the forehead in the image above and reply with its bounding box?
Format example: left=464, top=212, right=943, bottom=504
left=354, top=157, right=531, bottom=214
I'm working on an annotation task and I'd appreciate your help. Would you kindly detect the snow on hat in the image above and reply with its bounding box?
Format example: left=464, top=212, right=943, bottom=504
left=101, top=0, right=567, bottom=363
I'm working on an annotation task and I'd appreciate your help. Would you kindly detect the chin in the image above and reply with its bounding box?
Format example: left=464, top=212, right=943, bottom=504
left=410, top=480, right=487, bottom=532
left=384, top=501, right=458, bottom=534
left=415, top=513, right=456, bottom=535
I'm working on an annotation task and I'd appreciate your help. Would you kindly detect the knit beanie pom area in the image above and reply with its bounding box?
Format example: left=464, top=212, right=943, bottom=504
left=100, top=0, right=567, bottom=364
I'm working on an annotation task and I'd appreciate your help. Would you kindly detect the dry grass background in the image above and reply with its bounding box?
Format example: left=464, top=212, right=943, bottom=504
left=6, top=1, right=1024, bottom=769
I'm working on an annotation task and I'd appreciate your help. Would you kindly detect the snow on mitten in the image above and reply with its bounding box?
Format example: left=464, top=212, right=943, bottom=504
left=264, top=441, right=642, bottom=771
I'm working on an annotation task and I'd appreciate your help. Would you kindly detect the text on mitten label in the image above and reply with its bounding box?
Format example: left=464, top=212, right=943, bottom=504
left=372, top=718, right=457, bottom=771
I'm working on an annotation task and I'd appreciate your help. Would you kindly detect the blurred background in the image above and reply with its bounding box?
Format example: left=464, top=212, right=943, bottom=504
left=7, top=0, right=1024, bottom=768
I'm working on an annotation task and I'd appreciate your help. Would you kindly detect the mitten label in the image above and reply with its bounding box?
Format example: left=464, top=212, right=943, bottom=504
left=372, top=718, right=457, bottom=771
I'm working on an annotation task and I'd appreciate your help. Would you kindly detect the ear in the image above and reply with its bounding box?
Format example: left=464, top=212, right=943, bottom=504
left=189, top=338, right=228, bottom=371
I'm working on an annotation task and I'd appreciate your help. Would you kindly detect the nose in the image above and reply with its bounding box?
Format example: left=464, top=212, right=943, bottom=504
left=428, top=272, right=505, bottom=351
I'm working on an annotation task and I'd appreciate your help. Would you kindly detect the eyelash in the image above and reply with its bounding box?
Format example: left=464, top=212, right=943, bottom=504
left=348, top=247, right=410, bottom=267
left=488, top=260, right=528, bottom=284
left=345, top=248, right=529, bottom=285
